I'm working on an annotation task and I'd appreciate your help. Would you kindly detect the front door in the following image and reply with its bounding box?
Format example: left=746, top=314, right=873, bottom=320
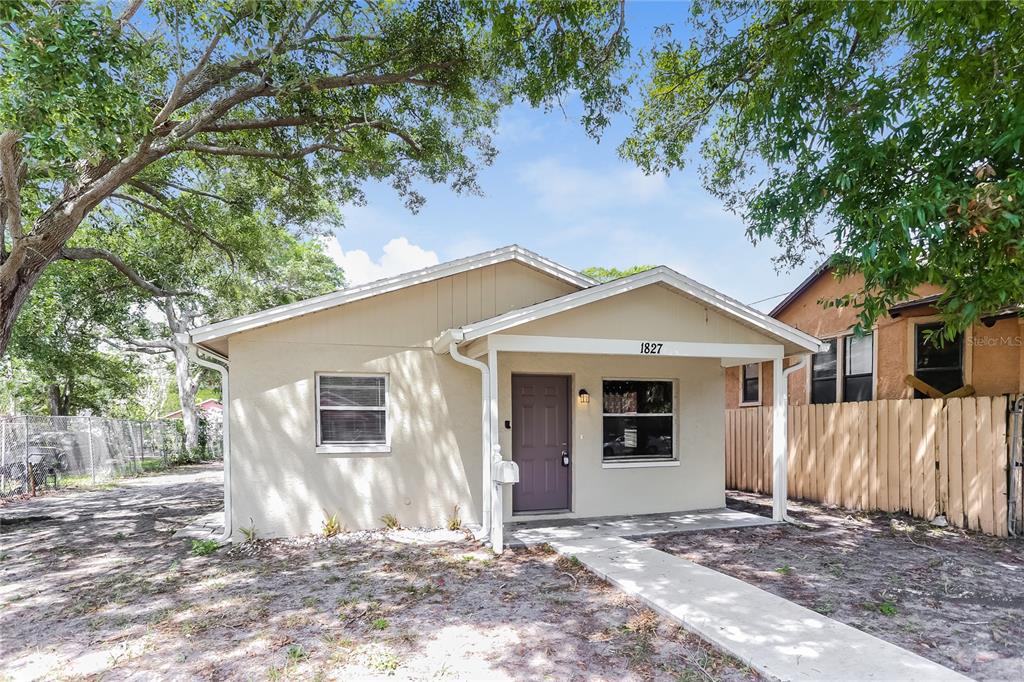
left=511, top=374, right=570, bottom=513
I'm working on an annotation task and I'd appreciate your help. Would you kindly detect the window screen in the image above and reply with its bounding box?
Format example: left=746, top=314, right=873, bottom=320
left=915, top=323, right=964, bottom=397
left=741, top=363, right=759, bottom=404
left=317, top=375, right=387, bottom=445
left=602, top=380, right=674, bottom=462
left=811, top=338, right=838, bottom=404
left=843, top=333, right=873, bottom=402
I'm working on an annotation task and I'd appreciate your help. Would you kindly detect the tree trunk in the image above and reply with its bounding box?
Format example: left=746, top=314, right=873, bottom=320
left=47, top=384, right=63, bottom=416
left=163, top=300, right=201, bottom=452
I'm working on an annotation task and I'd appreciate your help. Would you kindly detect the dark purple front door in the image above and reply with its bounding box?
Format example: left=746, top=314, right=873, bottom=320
left=511, top=374, right=570, bottom=512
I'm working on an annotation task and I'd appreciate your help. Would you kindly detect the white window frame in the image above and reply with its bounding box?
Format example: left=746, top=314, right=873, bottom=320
left=600, top=377, right=678, bottom=467
left=315, top=372, right=391, bottom=455
left=739, top=363, right=761, bottom=407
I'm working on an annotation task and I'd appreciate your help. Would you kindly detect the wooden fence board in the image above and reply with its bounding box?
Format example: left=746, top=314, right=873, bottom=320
left=977, top=398, right=994, bottom=535
left=886, top=401, right=900, bottom=512
left=947, top=399, right=964, bottom=528
left=910, top=400, right=924, bottom=517
left=924, top=400, right=940, bottom=521
left=938, top=403, right=949, bottom=517
left=962, top=398, right=979, bottom=530
left=868, top=401, right=878, bottom=509
left=899, top=400, right=912, bottom=512
left=877, top=401, right=889, bottom=511
left=993, top=397, right=1008, bottom=537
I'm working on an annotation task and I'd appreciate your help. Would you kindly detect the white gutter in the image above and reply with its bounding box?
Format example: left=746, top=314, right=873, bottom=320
left=179, top=336, right=232, bottom=543
left=446, top=331, right=492, bottom=542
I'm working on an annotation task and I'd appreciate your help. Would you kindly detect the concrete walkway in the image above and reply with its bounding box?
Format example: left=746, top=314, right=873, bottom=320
left=507, top=507, right=776, bottom=547
left=550, top=535, right=969, bottom=682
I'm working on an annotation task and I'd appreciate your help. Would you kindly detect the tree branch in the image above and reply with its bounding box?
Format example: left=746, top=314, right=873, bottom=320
left=114, top=187, right=237, bottom=263
left=0, top=131, right=24, bottom=246
left=117, top=0, right=144, bottom=28
left=105, top=337, right=174, bottom=355
left=61, top=246, right=189, bottom=298
left=143, top=178, right=239, bottom=205
left=177, top=142, right=352, bottom=159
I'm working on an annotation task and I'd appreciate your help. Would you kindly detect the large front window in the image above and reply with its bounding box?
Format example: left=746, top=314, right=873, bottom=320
left=316, top=374, right=389, bottom=447
left=602, top=380, right=674, bottom=462
left=811, top=338, right=838, bottom=404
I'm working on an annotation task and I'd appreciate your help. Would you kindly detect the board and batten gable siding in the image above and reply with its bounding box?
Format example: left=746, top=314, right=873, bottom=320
left=509, top=283, right=781, bottom=348
left=225, top=260, right=580, bottom=539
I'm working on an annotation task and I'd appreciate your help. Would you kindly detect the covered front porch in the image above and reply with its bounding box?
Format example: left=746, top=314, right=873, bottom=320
left=432, top=267, right=825, bottom=552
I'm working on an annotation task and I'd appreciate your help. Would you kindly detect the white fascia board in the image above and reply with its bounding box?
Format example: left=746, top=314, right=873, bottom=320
left=487, top=334, right=785, bottom=360
left=460, top=266, right=825, bottom=353
left=191, top=244, right=595, bottom=344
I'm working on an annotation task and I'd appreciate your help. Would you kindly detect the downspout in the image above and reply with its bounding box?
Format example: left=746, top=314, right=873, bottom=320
left=180, top=336, right=232, bottom=543
left=448, top=335, right=492, bottom=541
left=778, top=353, right=810, bottom=523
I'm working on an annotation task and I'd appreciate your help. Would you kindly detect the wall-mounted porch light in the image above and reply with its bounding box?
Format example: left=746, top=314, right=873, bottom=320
left=578, top=388, right=590, bottom=405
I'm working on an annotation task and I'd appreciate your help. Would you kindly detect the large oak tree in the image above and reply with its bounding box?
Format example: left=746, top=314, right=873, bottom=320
left=0, top=0, right=628, bottom=355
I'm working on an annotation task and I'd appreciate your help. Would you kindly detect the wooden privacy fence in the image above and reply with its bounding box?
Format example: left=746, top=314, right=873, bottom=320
left=725, top=396, right=1016, bottom=536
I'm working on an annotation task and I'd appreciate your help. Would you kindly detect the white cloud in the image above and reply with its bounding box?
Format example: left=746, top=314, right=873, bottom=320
left=517, top=157, right=668, bottom=215
left=320, top=236, right=440, bottom=285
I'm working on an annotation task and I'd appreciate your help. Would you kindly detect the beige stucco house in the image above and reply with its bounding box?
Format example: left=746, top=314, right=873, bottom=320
left=183, top=246, right=823, bottom=551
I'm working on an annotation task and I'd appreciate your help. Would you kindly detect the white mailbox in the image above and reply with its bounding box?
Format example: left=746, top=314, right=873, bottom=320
left=493, top=460, right=520, bottom=484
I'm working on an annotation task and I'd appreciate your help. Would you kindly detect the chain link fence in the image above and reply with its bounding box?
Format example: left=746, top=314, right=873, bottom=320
left=0, top=415, right=209, bottom=500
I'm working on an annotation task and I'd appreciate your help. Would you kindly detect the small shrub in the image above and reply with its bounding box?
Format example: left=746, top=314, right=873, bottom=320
left=774, top=565, right=793, bottom=575
left=240, top=519, right=258, bottom=543
left=380, top=513, right=400, bottom=530
left=286, top=644, right=308, bottom=662
left=371, top=618, right=390, bottom=630
left=447, top=504, right=462, bottom=531
left=322, top=512, right=342, bottom=538
left=878, top=601, right=898, bottom=616
left=190, top=539, right=220, bottom=556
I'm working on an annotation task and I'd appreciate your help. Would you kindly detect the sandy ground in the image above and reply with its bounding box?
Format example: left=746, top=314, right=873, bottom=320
left=648, top=493, right=1024, bottom=682
left=0, top=464, right=756, bottom=681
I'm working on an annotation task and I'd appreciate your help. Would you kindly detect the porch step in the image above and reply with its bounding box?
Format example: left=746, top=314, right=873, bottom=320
left=549, top=535, right=969, bottom=682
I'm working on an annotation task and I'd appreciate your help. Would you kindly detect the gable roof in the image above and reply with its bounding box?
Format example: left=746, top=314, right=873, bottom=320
left=454, top=266, right=825, bottom=353
left=769, top=261, right=831, bottom=317
left=190, top=244, right=596, bottom=344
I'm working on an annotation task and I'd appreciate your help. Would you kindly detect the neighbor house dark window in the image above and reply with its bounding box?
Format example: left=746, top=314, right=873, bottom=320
left=740, top=363, right=760, bottom=405
left=811, top=338, right=838, bottom=404
left=915, top=323, right=964, bottom=397
left=602, top=380, right=674, bottom=462
left=316, top=374, right=389, bottom=447
left=843, top=333, right=874, bottom=402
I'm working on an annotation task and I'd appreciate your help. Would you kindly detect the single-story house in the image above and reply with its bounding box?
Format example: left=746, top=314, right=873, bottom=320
left=182, top=245, right=823, bottom=551
left=725, top=266, right=1024, bottom=409
left=162, top=398, right=223, bottom=420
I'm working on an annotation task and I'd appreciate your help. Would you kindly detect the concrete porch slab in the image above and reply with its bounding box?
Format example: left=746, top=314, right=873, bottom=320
left=506, top=507, right=776, bottom=548
left=173, top=510, right=224, bottom=539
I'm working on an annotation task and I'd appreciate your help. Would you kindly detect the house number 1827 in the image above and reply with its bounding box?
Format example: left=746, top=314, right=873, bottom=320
left=639, top=342, right=663, bottom=355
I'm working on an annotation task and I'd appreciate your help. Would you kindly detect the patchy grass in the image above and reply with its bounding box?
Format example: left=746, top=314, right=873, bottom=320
left=189, top=539, right=220, bottom=556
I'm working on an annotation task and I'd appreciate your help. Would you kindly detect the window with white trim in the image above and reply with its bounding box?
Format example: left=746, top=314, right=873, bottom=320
left=316, top=374, right=388, bottom=447
left=740, top=363, right=760, bottom=405
left=602, top=380, right=674, bottom=462
left=842, top=333, right=874, bottom=402
left=811, top=338, right=838, bottom=404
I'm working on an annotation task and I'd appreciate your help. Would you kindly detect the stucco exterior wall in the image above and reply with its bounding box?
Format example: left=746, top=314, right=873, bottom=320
left=497, top=353, right=726, bottom=520
left=224, top=261, right=579, bottom=539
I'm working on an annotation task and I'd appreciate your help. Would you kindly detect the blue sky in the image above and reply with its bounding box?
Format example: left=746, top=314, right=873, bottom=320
left=322, top=1, right=822, bottom=311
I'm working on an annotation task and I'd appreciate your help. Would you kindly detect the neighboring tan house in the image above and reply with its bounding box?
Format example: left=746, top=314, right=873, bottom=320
left=181, top=245, right=822, bottom=551
left=162, top=398, right=222, bottom=420
left=725, top=266, right=1024, bottom=409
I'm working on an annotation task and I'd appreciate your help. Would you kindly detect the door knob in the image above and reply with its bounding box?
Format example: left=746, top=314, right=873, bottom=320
left=561, top=450, right=570, bottom=467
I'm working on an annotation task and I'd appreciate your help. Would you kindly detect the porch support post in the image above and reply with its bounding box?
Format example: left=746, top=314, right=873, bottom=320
left=487, top=348, right=503, bottom=553
left=772, top=356, right=787, bottom=522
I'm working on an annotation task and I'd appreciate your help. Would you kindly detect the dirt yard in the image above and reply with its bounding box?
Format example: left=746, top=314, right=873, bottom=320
left=647, top=493, right=1024, bottom=682
left=0, top=464, right=755, bottom=681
